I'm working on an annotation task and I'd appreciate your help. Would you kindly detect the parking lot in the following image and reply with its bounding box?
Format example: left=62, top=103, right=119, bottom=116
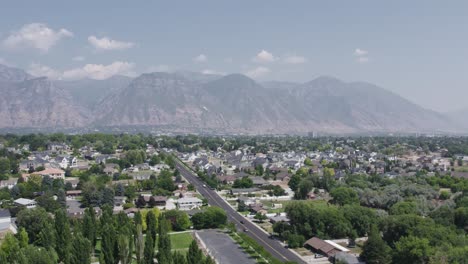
left=196, top=230, right=256, bottom=264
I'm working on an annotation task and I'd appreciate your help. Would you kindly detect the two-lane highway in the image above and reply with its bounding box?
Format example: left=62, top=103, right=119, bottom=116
left=175, top=159, right=306, bottom=264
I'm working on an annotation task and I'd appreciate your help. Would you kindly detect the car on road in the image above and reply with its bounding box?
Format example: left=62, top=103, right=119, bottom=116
left=243, top=228, right=248, bottom=232
left=240, top=220, right=244, bottom=224
left=202, top=184, right=206, bottom=188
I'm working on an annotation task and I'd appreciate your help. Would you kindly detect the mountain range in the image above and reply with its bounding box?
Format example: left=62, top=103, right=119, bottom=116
left=0, top=64, right=461, bottom=134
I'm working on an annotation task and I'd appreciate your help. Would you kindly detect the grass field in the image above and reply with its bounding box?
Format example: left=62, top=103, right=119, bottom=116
left=170, top=232, right=194, bottom=253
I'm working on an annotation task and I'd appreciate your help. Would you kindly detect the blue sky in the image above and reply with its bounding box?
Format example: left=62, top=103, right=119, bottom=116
left=0, top=0, right=467, bottom=112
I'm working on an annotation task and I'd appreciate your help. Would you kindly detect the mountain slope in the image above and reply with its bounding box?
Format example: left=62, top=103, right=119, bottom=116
left=0, top=77, right=89, bottom=128
left=0, top=64, right=32, bottom=82
left=56, top=75, right=132, bottom=109
left=96, top=73, right=458, bottom=133
left=0, top=64, right=460, bottom=134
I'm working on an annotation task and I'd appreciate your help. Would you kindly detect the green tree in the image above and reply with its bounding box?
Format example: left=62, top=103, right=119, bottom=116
left=0, top=233, right=20, bottom=263
left=454, top=207, right=468, bottom=231
left=254, top=212, right=267, bottom=222
left=37, top=221, right=56, bottom=250
left=134, top=224, right=144, bottom=264
left=16, top=207, right=51, bottom=243
left=294, top=179, right=313, bottom=199
left=393, top=236, right=433, bottom=264
left=101, top=223, right=116, bottom=264
left=164, top=210, right=191, bottom=231
left=157, top=219, right=172, bottom=264
left=101, top=187, right=115, bottom=207
left=146, top=210, right=158, bottom=242
left=389, top=201, right=418, bottom=215
left=118, top=233, right=132, bottom=264
left=82, top=207, right=97, bottom=247
left=17, top=228, right=29, bottom=248
left=360, top=226, right=392, bottom=264
left=70, top=232, right=92, bottom=264
left=288, top=174, right=301, bottom=193
left=143, top=227, right=154, bottom=264
left=54, top=209, right=71, bottom=264
left=233, top=176, right=253, bottom=188
left=204, top=256, right=216, bottom=264
left=19, top=245, right=58, bottom=264
left=330, top=187, right=359, bottom=206
left=172, top=251, right=187, bottom=264
left=187, top=240, right=203, bottom=264
left=0, top=158, right=11, bottom=174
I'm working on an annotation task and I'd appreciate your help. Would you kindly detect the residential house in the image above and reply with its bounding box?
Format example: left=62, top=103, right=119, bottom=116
left=177, top=197, right=203, bottom=210
left=54, top=156, right=77, bottom=169
left=251, top=176, right=268, bottom=187
left=33, top=168, right=65, bottom=180
left=104, top=163, right=120, bottom=176
left=0, top=209, right=17, bottom=238
left=303, top=237, right=349, bottom=258
left=0, top=178, right=17, bottom=189
left=14, top=198, right=37, bottom=209
left=47, top=143, right=70, bottom=152
left=269, top=214, right=290, bottom=224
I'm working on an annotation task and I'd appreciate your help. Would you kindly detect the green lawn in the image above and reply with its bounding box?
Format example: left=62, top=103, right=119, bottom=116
left=170, top=232, right=194, bottom=250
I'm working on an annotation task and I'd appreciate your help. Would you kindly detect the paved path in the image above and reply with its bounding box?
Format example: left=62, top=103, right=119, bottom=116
left=175, top=157, right=307, bottom=264
left=197, top=230, right=256, bottom=264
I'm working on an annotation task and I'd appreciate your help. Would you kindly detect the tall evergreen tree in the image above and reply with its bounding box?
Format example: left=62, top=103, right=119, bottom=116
left=82, top=207, right=97, bottom=248
left=134, top=211, right=143, bottom=226
left=187, top=240, right=203, bottom=264
left=361, top=225, right=392, bottom=264
left=204, top=256, right=216, bottom=264
left=55, top=209, right=71, bottom=264
left=143, top=231, right=154, bottom=264
left=146, top=210, right=158, bottom=242
left=157, top=219, right=172, bottom=264
left=118, top=233, right=132, bottom=264
left=37, top=221, right=56, bottom=250
left=101, top=223, right=115, bottom=264
left=70, top=232, right=92, bottom=264
left=172, top=251, right=187, bottom=264
left=134, top=224, right=145, bottom=264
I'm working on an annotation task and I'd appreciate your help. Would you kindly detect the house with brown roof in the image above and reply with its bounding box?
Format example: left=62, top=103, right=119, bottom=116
left=303, top=237, right=349, bottom=257
left=32, top=168, right=65, bottom=180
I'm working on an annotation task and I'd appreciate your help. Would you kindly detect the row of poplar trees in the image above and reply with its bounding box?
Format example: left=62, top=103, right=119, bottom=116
left=1, top=205, right=216, bottom=264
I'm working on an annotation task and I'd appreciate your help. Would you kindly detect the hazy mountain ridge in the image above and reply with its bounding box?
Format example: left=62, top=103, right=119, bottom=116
left=0, top=64, right=460, bottom=134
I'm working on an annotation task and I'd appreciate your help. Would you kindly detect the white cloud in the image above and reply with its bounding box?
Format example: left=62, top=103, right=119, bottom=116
left=72, top=56, right=85, bottom=62
left=63, top=61, right=135, bottom=79
left=201, top=69, right=225, bottom=75
left=354, top=48, right=368, bottom=56
left=356, top=57, right=370, bottom=63
left=87, top=35, right=134, bottom=51
left=252, top=50, right=277, bottom=63
left=283, top=55, right=307, bottom=64
left=354, top=48, right=370, bottom=63
left=28, top=61, right=136, bottom=80
left=246, top=66, right=270, bottom=78
left=3, top=23, right=73, bottom=52
left=193, top=54, right=207, bottom=63
left=28, top=63, right=62, bottom=79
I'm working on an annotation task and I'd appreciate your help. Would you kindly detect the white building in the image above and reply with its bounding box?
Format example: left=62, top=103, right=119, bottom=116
left=176, top=197, right=203, bottom=210
left=14, top=198, right=37, bottom=209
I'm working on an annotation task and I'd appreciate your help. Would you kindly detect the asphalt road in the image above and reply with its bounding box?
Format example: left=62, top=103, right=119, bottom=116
left=175, top=159, right=306, bottom=264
